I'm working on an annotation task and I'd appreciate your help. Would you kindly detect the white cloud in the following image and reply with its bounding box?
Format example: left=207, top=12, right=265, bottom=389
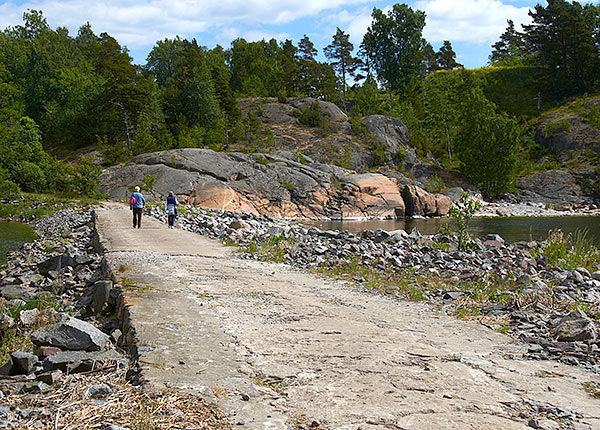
left=323, top=7, right=372, bottom=48
left=0, top=0, right=372, bottom=49
left=415, top=0, right=533, bottom=45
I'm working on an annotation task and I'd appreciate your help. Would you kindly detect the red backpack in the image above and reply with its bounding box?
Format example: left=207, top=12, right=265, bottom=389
left=129, top=195, right=136, bottom=206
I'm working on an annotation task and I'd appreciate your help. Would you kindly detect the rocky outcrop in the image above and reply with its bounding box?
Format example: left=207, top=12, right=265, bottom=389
left=517, top=170, right=588, bottom=205
left=402, top=185, right=452, bottom=217
left=99, top=148, right=450, bottom=219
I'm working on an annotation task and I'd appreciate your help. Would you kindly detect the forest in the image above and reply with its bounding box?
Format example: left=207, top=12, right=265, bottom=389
left=0, top=0, right=599, bottom=199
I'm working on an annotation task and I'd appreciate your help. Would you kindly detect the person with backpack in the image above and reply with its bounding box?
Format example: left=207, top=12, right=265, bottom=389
left=164, top=191, right=178, bottom=229
left=129, top=186, right=146, bottom=228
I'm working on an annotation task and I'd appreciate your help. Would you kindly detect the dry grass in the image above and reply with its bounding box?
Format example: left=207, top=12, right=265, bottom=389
left=2, top=367, right=231, bottom=430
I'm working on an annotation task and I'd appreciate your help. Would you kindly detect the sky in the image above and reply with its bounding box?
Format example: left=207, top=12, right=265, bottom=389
left=0, top=0, right=598, bottom=69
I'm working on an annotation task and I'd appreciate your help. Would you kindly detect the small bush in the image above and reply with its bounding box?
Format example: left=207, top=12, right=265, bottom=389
left=423, top=174, right=445, bottom=193
left=298, top=101, right=330, bottom=129
left=584, top=105, right=600, bottom=128
left=0, top=179, right=21, bottom=199
left=544, top=119, right=572, bottom=137
left=14, top=161, right=47, bottom=193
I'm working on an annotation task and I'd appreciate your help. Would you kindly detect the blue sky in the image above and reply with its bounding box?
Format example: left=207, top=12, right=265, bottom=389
left=0, top=0, right=597, bottom=68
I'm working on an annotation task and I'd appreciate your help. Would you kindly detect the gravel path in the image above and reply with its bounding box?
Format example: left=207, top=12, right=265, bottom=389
left=95, top=204, right=600, bottom=430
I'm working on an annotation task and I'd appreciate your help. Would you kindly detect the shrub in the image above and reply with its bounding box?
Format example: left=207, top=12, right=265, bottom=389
left=439, top=192, right=481, bottom=251
left=298, top=101, right=330, bottom=129
left=0, top=179, right=21, bottom=199
left=70, top=156, right=103, bottom=198
left=423, top=174, right=445, bottom=193
left=544, top=119, right=572, bottom=137
left=14, top=161, right=46, bottom=193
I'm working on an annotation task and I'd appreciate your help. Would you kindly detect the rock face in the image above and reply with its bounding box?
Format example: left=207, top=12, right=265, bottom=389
left=517, top=170, right=588, bottom=205
left=99, top=148, right=450, bottom=219
left=363, top=115, right=409, bottom=165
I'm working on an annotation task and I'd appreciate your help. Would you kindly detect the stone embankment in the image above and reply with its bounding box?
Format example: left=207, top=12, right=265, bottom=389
left=0, top=207, right=130, bottom=427
left=150, top=206, right=600, bottom=372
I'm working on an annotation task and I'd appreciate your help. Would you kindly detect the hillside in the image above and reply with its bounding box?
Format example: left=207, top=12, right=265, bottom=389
left=515, top=95, right=600, bottom=205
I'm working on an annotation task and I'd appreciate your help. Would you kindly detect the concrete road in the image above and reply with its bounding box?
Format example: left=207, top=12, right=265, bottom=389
left=95, top=204, right=600, bottom=430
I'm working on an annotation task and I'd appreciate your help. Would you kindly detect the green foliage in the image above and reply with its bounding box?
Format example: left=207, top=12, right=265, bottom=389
left=530, top=229, right=600, bottom=271
left=298, top=101, right=330, bottom=129
left=454, top=86, right=519, bottom=198
left=70, top=156, right=103, bottom=198
left=440, top=192, right=481, bottom=251
left=240, top=234, right=296, bottom=263
left=1, top=295, right=59, bottom=363
left=524, top=0, right=600, bottom=98
left=583, top=104, right=600, bottom=128
left=280, top=182, right=295, bottom=192
left=544, top=118, right=572, bottom=137
left=14, top=161, right=46, bottom=193
left=324, top=27, right=356, bottom=97
left=141, top=175, right=156, bottom=192
left=423, top=174, right=445, bottom=193
left=0, top=179, right=21, bottom=199
left=363, top=4, right=426, bottom=92
left=370, top=141, right=387, bottom=167
left=352, top=77, right=381, bottom=116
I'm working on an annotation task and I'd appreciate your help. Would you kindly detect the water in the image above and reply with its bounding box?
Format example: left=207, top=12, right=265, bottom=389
left=304, top=216, right=600, bottom=244
left=0, top=222, right=37, bottom=265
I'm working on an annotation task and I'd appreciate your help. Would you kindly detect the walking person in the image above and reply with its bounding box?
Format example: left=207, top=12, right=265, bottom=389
left=129, top=186, right=146, bottom=228
left=165, top=191, right=178, bottom=229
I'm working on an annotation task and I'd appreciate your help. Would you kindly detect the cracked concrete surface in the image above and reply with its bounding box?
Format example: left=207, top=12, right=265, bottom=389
left=95, top=204, right=600, bottom=430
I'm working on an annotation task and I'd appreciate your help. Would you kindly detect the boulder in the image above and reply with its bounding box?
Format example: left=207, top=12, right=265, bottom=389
left=551, top=310, right=598, bottom=342
left=402, top=185, right=448, bottom=217
left=43, top=349, right=128, bottom=373
left=517, top=170, right=585, bottom=204
left=31, top=316, right=110, bottom=351
left=342, top=173, right=405, bottom=218
left=289, top=98, right=348, bottom=122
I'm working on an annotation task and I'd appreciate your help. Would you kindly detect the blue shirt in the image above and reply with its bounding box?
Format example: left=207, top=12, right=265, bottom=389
left=130, top=192, right=145, bottom=208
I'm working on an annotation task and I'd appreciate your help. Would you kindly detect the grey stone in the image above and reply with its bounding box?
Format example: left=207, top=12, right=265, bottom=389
left=486, top=234, right=505, bottom=243
left=11, top=351, right=39, bottom=374
left=19, top=308, right=39, bottom=326
left=20, top=381, right=50, bottom=394
left=0, top=284, right=36, bottom=300
left=38, top=254, right=78, bottom=275
left=43, top=350, right=128, bottom=373
left=31, top=316, right=110, bottom=351
left=84, top=383, right=112, bottom=398
left=92, top=280, right=113, bottom=314
left=0, top=358, right=13, bottom=376
left=551, top=310, right=598, bottom=342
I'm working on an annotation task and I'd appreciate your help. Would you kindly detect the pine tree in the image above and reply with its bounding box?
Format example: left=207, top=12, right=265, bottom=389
left=489, top=20, right=529, bottom=66
left=324, top=28, right=356, bottom=98
left=523, top=0, right=599, bottom=96
left=436, top=40, right=462, bottom=70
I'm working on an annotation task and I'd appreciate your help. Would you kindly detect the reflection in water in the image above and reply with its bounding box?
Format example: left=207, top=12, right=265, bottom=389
left=304, top=216, right=600, bottom=244
left=0, top=222, right=37, bottom=264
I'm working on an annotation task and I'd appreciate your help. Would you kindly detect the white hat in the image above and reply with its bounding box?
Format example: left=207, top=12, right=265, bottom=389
left=134, top=186, right=140, bottom=192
